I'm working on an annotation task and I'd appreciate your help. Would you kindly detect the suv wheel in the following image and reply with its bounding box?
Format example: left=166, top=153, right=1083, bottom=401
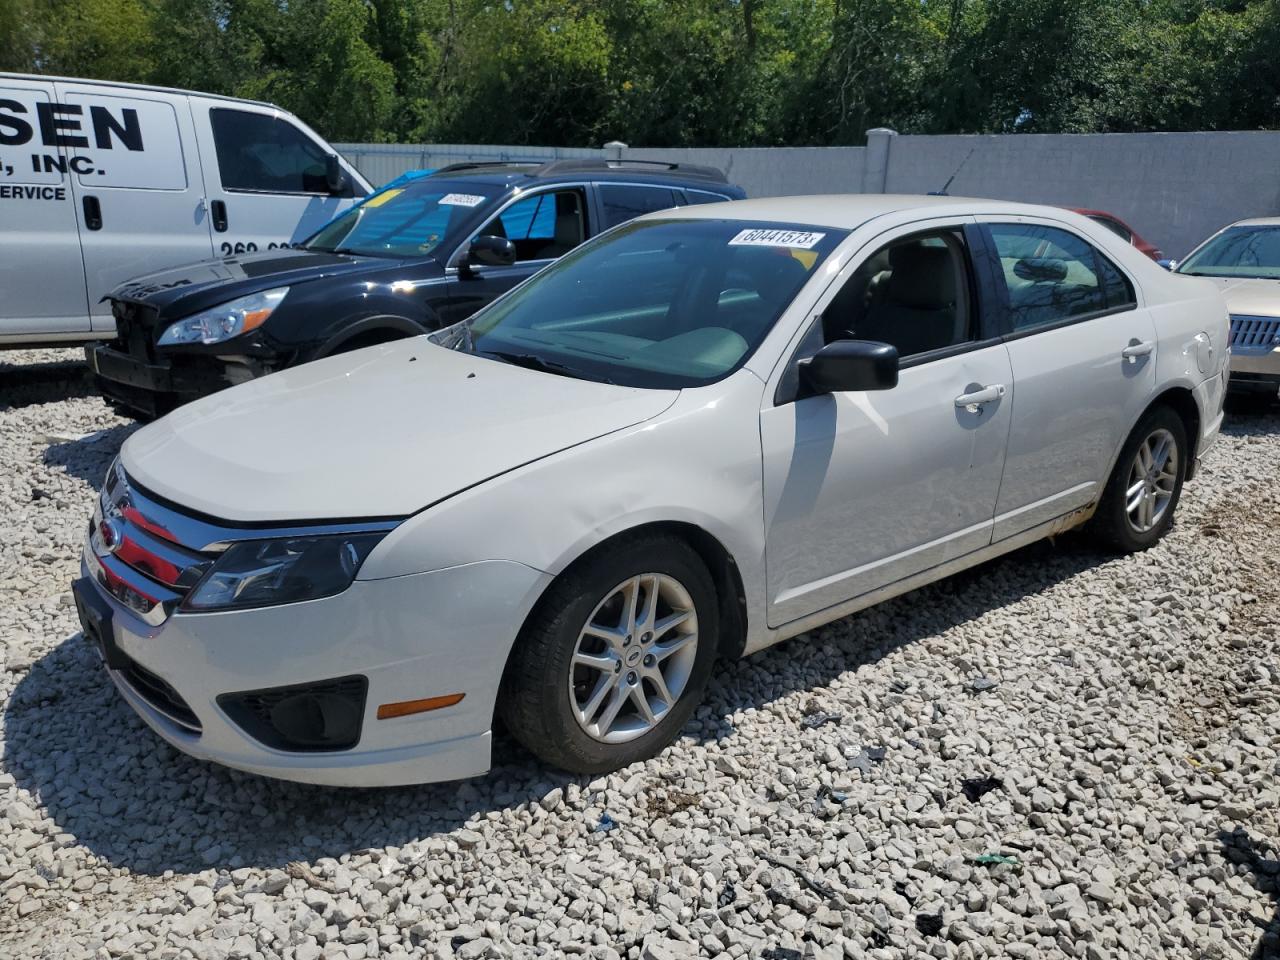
left=499, top=534, right=718, bottom=774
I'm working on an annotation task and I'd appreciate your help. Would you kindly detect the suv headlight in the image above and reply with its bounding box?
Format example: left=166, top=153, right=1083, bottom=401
left=182, top=532, right=386, bottom=612
left=157, top=287, right=289, bottom=346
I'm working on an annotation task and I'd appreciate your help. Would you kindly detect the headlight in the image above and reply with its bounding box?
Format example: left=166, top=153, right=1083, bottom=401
left=182, top=532, right=386, bottom=612
left=157, top=287, right=289, bottom=346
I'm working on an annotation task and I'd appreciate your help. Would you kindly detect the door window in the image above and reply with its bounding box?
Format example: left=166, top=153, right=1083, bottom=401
left=819, top=229, right=975, bottom=358
left=683, top=189, right=731, bottom=205
left=1088, top=215, right=1132, bottom=243
left=475, top=189, right=585, bottom=262
left=598, top=184, right=681, bottom=229
left=987, top=223, right=1135, bottom=332
left=209, top=108, right=333, bottom=195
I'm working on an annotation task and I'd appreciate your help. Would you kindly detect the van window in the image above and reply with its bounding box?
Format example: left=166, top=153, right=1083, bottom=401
left=63, top=93, right=187, bottom=190
left=209, top=108, right=332, bottom=195
left=683, top=189, right=730, bottom=205
left=599, top=184, right=681, bottom=229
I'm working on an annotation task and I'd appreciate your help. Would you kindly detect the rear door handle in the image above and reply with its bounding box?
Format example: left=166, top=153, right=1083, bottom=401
left=1122, top=340, right=1155, bottom=363
left=82, top=195, right=102, bottom=231
left=955, top=384, right=1006, bottom=413
left=210, top=199, right=228, bottom=233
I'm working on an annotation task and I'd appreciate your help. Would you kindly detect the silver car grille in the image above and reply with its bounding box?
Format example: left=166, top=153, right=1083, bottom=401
left=1229, top=315, right=1280, bottom=355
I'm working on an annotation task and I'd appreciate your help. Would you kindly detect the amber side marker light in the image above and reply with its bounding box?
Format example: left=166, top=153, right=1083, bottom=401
left=376, top=693, right=465, bottom=720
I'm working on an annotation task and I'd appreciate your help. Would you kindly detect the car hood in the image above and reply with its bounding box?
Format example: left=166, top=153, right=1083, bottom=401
left=120, top=339, right=679, bottom=523
left=109, top=248, right=430, bottom=319
left=1207, top=277, right=1280, bottom=318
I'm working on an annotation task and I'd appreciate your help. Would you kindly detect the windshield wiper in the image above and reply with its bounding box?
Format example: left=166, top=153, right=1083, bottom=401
left=479, top=350, right=613, bottom=384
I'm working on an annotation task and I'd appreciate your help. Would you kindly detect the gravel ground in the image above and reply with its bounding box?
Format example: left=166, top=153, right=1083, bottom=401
left=0, top=347, right=1277, bottom=960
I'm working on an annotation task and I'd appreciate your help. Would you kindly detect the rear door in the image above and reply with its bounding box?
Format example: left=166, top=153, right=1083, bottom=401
left=0, top=78, right=90, bottom=338
left=194, top=102, right=365, bottom=257
left=977, top=217, right=1156, bottom=541
left=53, top=82, right=214, bottom=334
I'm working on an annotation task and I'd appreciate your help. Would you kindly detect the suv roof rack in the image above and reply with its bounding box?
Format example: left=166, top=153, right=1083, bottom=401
left=534, top=158, right=729, bottom=183
left=432, top=160, right=542, bottom=174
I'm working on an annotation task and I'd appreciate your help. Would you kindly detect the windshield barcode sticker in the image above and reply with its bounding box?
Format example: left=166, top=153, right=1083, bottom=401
left=439, top=193, right=486, bottom=207
left=729, top=228, right=826, bottom=249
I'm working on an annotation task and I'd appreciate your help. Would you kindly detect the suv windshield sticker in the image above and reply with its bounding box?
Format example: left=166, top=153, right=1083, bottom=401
left=439, top=192, right=486, bottom=207
left=361, top=188, right=403, bottom=209
left=729, top=228, right=826, bottom=249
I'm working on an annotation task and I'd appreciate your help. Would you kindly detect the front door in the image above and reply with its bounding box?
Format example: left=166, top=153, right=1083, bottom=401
left=0, top=79, right=90, bottom=338
left=193, top=103, right=360, bottom=259
left=761, top=222, right=1013, bottom=627
left=977, top=219, right=1157, bottom=541
left=54, top=82, right=215, bottom=335
left=441, top=186, right=590, bottom=325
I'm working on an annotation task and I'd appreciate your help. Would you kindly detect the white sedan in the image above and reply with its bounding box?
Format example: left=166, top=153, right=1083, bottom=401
left=74, top=196, right=1230, bottom=786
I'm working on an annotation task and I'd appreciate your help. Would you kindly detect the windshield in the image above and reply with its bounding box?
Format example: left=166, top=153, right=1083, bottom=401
left=1178, top=226, right=1280, bottom=279
left=303, top=183, right=500, bottom=258
left=432, top=218, right=846, bottom=388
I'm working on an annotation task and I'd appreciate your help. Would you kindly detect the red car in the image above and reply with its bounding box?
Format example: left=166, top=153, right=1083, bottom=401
left=1069, top=208, right=1163, bottom=261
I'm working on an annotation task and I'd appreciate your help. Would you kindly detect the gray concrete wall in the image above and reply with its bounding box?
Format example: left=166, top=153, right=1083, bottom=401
left=337, top=130, right=1280, bottom=258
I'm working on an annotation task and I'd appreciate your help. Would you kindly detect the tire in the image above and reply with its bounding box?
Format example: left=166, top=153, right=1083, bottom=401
left=1088, top=404, right=1187, bottom=553
left=499, top=533, right=719, bottom=774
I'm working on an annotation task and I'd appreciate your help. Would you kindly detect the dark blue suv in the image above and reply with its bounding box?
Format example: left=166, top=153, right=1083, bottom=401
left=89, top=159, right=746, bottom=417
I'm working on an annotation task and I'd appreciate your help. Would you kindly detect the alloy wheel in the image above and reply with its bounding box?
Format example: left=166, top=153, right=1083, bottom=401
left=568, top=573, right=699, bottom=743
left=1125, top=427, right=1178, bottom=534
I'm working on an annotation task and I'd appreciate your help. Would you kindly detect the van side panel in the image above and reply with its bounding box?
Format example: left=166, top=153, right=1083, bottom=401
left=0, top=79, right=91, bottom=338
left=55, top=81, right=215, bottom=334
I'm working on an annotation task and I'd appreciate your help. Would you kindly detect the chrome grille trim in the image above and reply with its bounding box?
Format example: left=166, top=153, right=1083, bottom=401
left=1229, top=315, right=1280, bottom=355
left=91, top=460, right=402, bottom=624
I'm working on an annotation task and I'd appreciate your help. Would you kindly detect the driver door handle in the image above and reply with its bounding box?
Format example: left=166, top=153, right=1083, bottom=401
left=954, top=384, right=1006, bottom=413
left=1122, top=340, right=1155, bottom=363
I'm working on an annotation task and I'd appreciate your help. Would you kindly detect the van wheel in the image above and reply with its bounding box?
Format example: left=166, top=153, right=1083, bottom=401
left=1089, top=405, right=1187, bottom=553
left=499, top=534, right=718, bottom=774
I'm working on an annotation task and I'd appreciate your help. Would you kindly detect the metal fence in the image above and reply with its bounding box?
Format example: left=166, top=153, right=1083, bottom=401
left=336, top=129, right=1280, bottom=258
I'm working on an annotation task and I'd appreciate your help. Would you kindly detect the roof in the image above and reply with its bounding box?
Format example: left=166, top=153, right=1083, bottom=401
left=426, top=158, right=740, bottom=192
left=646, top=194, right=1089, bottom=229
left=0, top=72, right=279, bottom=110
left=1224, top=217, right=1280, bottom=228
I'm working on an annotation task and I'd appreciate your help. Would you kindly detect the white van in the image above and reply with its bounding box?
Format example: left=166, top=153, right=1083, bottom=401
left=0, top=74, right=370, bottom=345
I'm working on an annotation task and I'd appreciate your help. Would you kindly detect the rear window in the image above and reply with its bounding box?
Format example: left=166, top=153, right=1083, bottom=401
left=599, top=184, right=682, bottom=229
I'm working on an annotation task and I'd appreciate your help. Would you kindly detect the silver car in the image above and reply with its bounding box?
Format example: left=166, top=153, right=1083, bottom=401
left=76, top=195, right=1230, bottom=785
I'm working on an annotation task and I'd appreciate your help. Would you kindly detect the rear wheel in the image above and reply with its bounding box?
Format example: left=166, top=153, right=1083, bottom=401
left=499, top=534, right=718, bottom=774
left=1089, top=405, right=1187, bottom=553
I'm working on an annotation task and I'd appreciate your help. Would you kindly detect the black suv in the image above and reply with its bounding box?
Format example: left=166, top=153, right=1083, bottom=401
left=88, top=159, right=745, bottom=417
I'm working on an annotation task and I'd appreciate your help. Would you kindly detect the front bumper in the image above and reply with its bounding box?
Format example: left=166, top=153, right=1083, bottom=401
left=76, top=547, right=551, bottom=786
left=87, top=343, right=274, bottom=417
left=1227, top=347, right=1280, bottom=393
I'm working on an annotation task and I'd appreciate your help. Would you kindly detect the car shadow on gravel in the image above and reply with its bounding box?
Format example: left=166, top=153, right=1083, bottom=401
left=0, top=357, right=96, bottom=411
left=1219, top=828, right=1280, bottom=958
left=42, top=424, right=138, bottom=489
left=4, top=532, right=1116, bottom=878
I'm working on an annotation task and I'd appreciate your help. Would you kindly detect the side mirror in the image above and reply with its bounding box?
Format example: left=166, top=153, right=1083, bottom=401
left=466, top=234, right=517, bottom=269
left=325, top=154, right=348, bottom=196
left=799, top=339, right=899, bottom=396
left=1157, top=259, right=1177, bottom=271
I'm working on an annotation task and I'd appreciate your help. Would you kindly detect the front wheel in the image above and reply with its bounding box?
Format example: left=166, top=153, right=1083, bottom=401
left=1088, top=405, right=1187, bottom=553
left=498, top=534, right=719, bottom=774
